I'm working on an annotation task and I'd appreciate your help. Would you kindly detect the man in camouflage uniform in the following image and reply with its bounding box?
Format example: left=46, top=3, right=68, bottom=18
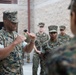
left=0, top=11, right=36, bottom=75
left=23, top=29, right=31, bottom=63
left=45, top=0, right=76, bottom=75
left=58, top=25, right=71, bottom=44
left=42, top=25, right=62, bottom=75
left=32, top=22, right=49, bottom=75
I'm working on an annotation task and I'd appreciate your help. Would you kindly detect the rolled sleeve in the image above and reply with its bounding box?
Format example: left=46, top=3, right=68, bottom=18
left=22, top=41, right=27, bottom=48
left=0, top=44, right=4, bottom=48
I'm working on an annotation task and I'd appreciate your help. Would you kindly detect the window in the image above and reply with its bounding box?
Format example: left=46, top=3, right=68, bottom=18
left=0, top=0, right=17, bottom=4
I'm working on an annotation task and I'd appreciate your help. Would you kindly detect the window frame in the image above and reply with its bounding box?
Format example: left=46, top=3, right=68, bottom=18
left=0, top=0, right=17, bottom=4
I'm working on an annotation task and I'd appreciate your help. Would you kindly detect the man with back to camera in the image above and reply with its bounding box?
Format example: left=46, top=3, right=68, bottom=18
left=45, top=0, right=76, bottom=75
left=0, top=11, right=36, bottom=75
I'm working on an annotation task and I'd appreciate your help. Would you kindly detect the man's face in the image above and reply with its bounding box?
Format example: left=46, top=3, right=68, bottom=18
left=49, top=32, right=57, bottom=39
left=70, top=11, right=76, bottom=35
left=39, top=27, right=44, bottom=32
left=4, top=19, right=18, bottom=32
left=60, top=29, right=65, bottom=34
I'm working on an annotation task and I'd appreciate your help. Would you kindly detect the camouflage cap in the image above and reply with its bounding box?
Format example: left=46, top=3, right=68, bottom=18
left=3, top=11, right=18, bottom=23
left=59, top=26, right=66, bottom=30
left=48, top=25, right=58, bottom=33
left=38, top=22, right=45, bottom=27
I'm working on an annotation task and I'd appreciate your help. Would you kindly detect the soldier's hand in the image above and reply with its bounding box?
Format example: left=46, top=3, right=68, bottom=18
left=27, top=33, right=36, bottom=42
left=37, top=51, right=41, bottom=54
left=14, top=35, right=26, bottom=45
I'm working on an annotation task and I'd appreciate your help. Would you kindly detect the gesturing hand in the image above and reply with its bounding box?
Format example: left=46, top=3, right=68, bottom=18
left=14, top=35, right=26, bottom=45
left=27, top=33, right=36, bottom=42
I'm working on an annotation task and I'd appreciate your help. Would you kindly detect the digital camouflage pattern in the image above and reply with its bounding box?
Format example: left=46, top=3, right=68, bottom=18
left=0, top=28, right=24, bottom=75
left=36, top=32, right=49, bottom=46
left=42, top=39, right=62, bottom=59
left=48, top=25, right=58, bottom=33
left=45, top=37, right=76, bottom=75
left=42, top=39, right=62, bottom=75
left=58, top=34, right=71, bottom=44
left=3, top=11, right=18, bottom=23
left=38, top=22, right=45, bottom=27
left=33, top=32, right=49, bottom=75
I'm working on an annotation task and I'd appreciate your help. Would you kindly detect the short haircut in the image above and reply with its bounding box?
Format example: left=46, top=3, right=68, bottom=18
left=71, top=0, right=76, bottom=13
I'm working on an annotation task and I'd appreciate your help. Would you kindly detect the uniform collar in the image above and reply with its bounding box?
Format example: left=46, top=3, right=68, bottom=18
left=2, top=27, right=15, bottom=38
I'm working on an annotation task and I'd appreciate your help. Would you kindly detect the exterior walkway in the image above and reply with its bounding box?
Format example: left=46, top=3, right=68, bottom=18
left=23, top=63, right=40, bottom=75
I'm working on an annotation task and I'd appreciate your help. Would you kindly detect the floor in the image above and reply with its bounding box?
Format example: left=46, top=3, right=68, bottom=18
left=23, top=63, right=40, bottom=75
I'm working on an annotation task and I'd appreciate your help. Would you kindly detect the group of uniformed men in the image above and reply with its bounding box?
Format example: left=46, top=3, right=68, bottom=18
left=0, top=0, right=76, bottom=75
left=32, top=22, right=71, bottom=75
left=33, top=0, right=76, bottom=75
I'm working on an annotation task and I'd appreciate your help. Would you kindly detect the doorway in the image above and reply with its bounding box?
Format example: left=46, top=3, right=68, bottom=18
left=0, top=22, right=4, bottom=30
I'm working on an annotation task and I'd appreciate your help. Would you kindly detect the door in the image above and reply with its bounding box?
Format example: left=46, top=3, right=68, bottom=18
left=0, top=22, right=4, bottom=30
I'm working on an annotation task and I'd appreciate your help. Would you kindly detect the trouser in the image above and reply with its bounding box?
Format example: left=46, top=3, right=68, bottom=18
left=26, top=53, right=30, bottom=63
left=32, top=52, right=45, bottom=75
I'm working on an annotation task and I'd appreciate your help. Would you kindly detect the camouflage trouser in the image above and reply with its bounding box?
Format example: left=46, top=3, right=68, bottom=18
left=0, top=66, right=23, bottom=75
left=26, top=53, right=30, bottom=63
left=0, top=73, right=23, bottom=75
left=32, top=52, right=45, bottom=75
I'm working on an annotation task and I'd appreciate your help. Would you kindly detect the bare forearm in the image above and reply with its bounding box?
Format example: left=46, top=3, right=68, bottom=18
left=0, top=42, right=16, bottom=60
left=34, top=45, right=39, bottom=53
left=24, top=41, right=34, bottom=53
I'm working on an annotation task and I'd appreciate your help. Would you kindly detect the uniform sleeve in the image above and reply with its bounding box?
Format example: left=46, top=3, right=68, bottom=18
left=45, top=54, right=69, bottom=75
left=42, top=43, right=47, bottom=54
left=0, top=44, right=4, bottom=48
left=0, top=34, right=4, bottom=48
left=47, top=34, right=49, bottom=40
left=46, top=49, right=76, bottom=75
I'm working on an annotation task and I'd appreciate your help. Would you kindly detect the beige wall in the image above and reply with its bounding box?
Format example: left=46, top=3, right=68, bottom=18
left=33, top=0, right=73, bottom=36
left=0, top=0, right=73, bottom=37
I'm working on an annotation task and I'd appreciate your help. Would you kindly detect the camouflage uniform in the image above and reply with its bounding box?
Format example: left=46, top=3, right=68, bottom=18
left=45, top=37, right=76, bottom=75
left=42, top=25, right=62, bottom=75
left=0, top=28, right=24, bottom=75
left=58, top=26, right=71, bottom=44
left=58, top=34, right=71, bottom=43
left=44, top=1, right=76, bottom=75
left=33, top=23, right=49, bottom=75
left=0, top=11, right=26, bottom=75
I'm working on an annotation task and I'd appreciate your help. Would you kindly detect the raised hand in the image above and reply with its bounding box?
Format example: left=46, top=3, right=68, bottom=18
left=14, top=35, right=26, bottom=45
left=27, top=33, right=36, bottom=42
